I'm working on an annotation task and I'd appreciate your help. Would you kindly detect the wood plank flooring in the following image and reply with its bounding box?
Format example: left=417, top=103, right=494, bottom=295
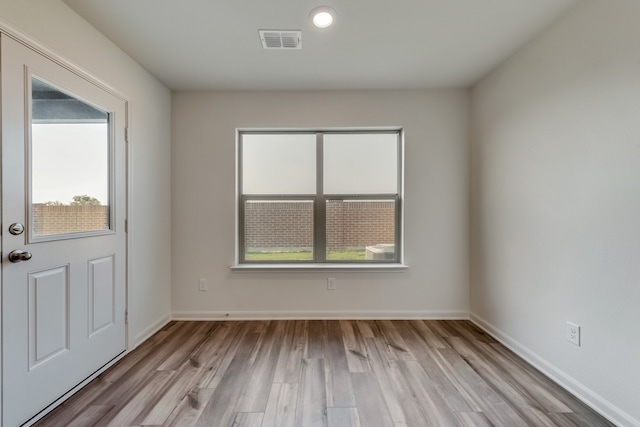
left=34, top=320, right=614, bottom=427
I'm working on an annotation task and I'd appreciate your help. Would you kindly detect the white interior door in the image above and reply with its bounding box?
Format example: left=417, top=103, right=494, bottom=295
left=1, top=35, right=127, bottom=426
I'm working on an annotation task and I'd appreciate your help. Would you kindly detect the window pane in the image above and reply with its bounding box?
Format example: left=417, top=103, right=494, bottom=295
left=31, top=77, right=110, bottom=237
left=244, top=200, right=314, bottom=261
left=324, top=133, right=398, bottom=194
left=242, top=134, right=316, bottom=194
left=326, top=199, right=396, bottom=261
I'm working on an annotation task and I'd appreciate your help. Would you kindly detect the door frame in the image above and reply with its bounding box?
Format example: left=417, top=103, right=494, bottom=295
left=0, top=21, right=131, bottom=426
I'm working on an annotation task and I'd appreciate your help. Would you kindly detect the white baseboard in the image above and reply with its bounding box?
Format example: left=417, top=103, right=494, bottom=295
left=470, top=313, right=638, bottom=427
left=132, top=313, right=172, bottom=348
left=172, top=310, right=469, bottom=321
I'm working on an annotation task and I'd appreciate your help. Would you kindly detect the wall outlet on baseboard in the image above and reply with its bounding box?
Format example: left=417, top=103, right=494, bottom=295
left=566, top=321, right=580, bottom=346
left=199, top=278, right=208, bottom=292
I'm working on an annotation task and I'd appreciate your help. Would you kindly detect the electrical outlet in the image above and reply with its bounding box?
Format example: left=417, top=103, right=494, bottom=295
left=199, top=278, right=208, bottom=292
left=566, top=322, right=580, bottom=346
left=327, top=277, right=337, bottom=290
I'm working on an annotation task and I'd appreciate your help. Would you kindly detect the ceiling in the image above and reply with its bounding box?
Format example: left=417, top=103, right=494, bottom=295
left=62, top=0, right=579, bottom=91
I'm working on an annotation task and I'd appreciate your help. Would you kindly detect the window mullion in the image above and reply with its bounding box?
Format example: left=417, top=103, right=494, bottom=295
left=314, top=132, right=326, bottom=262
left=239, top=195, right=246, bottom=263
left=238, top=135, right=245, bottom=264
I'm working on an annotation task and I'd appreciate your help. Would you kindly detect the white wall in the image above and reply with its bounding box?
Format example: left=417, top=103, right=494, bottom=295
left=0, top=0, right=173, bottom=346
left=4, top=1, right=636, bottom=424
left=470, top=0, right=640, bottom=425
left=171, top=90, right=469, bottom=319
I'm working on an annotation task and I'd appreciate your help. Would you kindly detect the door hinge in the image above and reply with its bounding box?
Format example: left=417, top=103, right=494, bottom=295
left=125, top=310, right=129, bottom=324
left=125, top=219, right=128, bottom=233
left=125, top=127, right=129, bottom=142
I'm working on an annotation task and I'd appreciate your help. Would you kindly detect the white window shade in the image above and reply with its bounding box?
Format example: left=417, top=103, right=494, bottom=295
left=242, top=133, right=316, bottom=194
left=323, top=133, right=398, bottom=194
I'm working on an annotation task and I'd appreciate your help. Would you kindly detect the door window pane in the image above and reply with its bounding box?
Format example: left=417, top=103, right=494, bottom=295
left=30, top=77, right=110, bottom=237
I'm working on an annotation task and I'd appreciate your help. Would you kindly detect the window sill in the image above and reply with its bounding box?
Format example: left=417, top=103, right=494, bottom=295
left=230, top=263, right=409, bottom=272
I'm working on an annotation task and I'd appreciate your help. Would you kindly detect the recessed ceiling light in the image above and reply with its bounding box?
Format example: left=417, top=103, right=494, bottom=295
left=310, top=6, right=336, bottom=29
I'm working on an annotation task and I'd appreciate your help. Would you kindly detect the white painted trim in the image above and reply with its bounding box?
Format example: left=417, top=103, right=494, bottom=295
left=172, top=310, right=469, bottom=321
left=0, top=20, right=127, bottom=102
left=470, top=313, right=639, bottom=427
left=132, top=313, right=172, bottom=349
left=230, top=263, right=409, bottom=272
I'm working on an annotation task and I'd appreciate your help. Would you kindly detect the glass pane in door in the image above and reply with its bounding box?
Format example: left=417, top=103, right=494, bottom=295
left=30, top=77, right=111, bottom=237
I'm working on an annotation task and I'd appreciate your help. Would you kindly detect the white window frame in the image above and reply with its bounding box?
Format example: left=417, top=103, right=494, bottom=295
left=233, top=128, right=407, bottom=271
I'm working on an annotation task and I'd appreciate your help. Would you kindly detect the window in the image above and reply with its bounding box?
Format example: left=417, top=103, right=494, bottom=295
left=30, top=76, right=112, bottom=240
left=237, top=130, right=403, bottom=265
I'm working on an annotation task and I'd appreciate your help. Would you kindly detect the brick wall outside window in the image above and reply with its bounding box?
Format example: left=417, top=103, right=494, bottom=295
left=32, top=204, right=109, bottom=236
left=244, top=201, right=314, bottom=250
left=31, top=201, right=395, bottom=251
left=244, top=200, right=395, bottom=251
left=326, top=200, right=395, bottom=250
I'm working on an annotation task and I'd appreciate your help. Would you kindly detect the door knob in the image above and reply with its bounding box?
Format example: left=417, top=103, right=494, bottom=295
left=8, top=250, right=32, bottom=263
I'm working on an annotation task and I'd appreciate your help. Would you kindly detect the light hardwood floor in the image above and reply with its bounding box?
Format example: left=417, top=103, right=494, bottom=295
left=34, top=320, right=613, bottom=426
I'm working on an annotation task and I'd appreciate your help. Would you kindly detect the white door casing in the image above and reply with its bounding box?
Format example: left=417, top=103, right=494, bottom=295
left=1, top=35, right=127, bottom=426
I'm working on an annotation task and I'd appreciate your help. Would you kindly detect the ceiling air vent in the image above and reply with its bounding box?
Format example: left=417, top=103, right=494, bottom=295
left=259, top=30, right=302, bottom=49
